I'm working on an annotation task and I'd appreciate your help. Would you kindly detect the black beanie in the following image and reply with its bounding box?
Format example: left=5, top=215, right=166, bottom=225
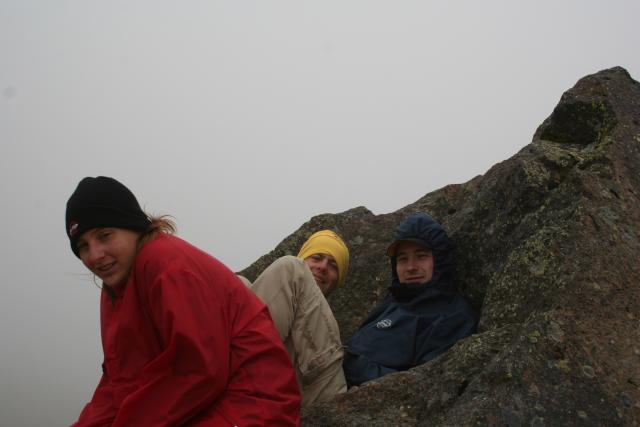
left=65, top=176, right=151, bottom=258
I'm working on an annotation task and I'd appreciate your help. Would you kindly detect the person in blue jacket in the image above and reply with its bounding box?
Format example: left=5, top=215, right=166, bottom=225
left=343, top=212, right=477, bottom=386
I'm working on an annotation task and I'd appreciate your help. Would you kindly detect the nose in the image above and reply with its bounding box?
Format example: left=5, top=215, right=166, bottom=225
left=316, top=258, right=329, bottom=271
left=406, top=256, right=418, bottom=271
left=85, top=242, right=105, bottom=264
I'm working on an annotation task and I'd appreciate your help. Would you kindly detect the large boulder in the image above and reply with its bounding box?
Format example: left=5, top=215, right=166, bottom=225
left=239, top=66, right=640, bottom=426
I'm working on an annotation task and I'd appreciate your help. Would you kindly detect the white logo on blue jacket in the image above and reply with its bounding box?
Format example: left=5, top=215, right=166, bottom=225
left=376, top=319, right=393, bottom=329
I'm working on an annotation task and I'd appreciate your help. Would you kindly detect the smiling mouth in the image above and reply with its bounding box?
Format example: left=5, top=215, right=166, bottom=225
left=96, top=262, right=116, bottom=275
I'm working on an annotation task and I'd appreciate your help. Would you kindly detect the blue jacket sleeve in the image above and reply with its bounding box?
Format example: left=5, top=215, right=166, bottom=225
left=343, top=349, right=399, bottom=387
left=414, top=309, right=477, bottom=366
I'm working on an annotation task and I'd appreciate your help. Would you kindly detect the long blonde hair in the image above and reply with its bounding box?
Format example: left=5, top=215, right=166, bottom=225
left=137, top=214, right=177, bottom=250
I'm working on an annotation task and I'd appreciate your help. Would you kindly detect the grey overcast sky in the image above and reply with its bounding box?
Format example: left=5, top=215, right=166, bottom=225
left=1, top=1, right=638, bottom=425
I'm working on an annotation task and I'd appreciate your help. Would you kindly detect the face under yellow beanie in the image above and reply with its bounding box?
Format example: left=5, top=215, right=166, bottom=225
left=297, top=230, right=350, bottom=287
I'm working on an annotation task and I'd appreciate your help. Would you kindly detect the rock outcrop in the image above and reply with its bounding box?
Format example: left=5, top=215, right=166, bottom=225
left=239, top=67, right=640, bottom=426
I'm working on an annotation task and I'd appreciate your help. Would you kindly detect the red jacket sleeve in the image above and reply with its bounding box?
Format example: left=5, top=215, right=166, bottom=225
left=111, top=265, right=232, bottom=426
left=72, top=373, right=116, bottom=427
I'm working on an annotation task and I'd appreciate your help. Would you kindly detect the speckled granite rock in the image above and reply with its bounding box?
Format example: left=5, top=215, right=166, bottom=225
left=239, top=67, right=640, bottom=426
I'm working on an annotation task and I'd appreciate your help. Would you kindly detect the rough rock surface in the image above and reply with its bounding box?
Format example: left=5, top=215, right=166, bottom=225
left=239, top=67, right=640, bottom=426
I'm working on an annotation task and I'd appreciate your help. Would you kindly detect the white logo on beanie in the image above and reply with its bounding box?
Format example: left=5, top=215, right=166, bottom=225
left=69, top=221, right=79, bottom=237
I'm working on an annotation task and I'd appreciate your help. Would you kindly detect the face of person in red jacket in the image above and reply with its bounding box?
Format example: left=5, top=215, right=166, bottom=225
left=76, top=227, right=141, bottom=288
left=394, top=241, right=434, bottom=285
left=304, top=253, right=339, bottom=296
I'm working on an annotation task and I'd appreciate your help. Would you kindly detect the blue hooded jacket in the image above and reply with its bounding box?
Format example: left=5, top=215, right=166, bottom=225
left=343, top=212, right=477, bottom=386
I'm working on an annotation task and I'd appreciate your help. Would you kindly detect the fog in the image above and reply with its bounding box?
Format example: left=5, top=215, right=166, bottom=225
left=1, top=1, right=638, bottom=425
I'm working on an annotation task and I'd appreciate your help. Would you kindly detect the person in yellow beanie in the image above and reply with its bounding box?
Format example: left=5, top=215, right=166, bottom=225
left=297, top=230, right=350, bottom=295
left=239, top=230, right=350, bottom=407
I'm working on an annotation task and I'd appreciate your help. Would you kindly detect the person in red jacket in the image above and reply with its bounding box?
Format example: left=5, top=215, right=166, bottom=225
left=66, top=176, right=301, bottom=426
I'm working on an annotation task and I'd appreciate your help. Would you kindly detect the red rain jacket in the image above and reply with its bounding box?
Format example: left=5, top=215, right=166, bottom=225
left=73, top=234, right=301, bottom=426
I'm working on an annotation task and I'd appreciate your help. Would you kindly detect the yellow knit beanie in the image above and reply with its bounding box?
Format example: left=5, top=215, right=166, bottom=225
left=297, top=230, right=350, bottom=287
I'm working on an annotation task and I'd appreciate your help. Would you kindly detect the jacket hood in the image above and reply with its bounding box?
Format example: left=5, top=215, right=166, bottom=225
left=388, top=212, right=454, bottom=288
